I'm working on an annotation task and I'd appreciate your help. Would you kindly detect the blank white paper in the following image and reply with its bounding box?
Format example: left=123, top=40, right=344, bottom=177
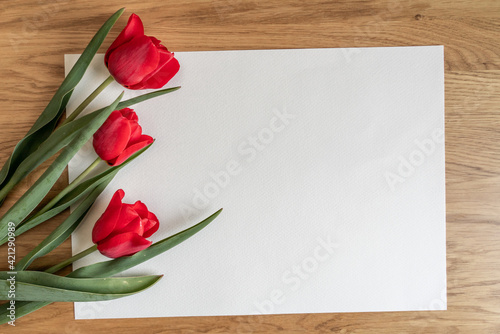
left=65, top=46, right=446, bottom=319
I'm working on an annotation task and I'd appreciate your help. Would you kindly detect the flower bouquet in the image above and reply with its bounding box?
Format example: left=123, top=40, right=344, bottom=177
left=0, top=8, right=221, bottom=326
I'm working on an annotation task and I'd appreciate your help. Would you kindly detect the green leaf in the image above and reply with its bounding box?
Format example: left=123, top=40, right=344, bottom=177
left=1, top=302, right=48, bottom=324
left=75, top=86, right=180, bottom=124
left=0, top=271, right=162, bottom=302
left=114, top=86, right=181, bottom=108
left=70, top=208, right=222, bottom=278
left=14, top=145, right=153, bottom=268
left=0, top=93, right=123, bottom=238
left=0, top=8, right=125, bottom=201
left=0, top=209, right=221, bottom=323
left=15, top=182, right=107, bottom=271
left=0, top=112, right=107, bottom=202
left=0, top=86, right=180, bottom=202
left=9, top=144, right=153, bottom=244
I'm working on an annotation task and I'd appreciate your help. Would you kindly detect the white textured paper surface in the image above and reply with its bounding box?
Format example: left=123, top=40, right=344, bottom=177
left=65, top=46, right=446, bottom=319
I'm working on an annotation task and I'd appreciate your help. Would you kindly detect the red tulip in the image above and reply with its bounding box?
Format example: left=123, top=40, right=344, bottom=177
left=92, top=189, right=160, bottom=258
left=93, top=108, right=153, bottom=166
left=105, top=13, right=180, bottom=90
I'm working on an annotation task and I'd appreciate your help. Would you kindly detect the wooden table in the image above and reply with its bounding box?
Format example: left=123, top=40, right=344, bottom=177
left=1, top=0, right=499, bottom=333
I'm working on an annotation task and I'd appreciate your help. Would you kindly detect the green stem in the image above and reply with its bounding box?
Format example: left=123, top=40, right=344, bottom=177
left=0, top=155, right=99, bottom=243
left=61, top=75, right=114, bottom=125
left=26, top=157, right=102, bottom=221
left=0, top=178, right=17, bottom=204
left=0, top=76, right=113, bottom=204
left=45, top=244, right=97, bottom=274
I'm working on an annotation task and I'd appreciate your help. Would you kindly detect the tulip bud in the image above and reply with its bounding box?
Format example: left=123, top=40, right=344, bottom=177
left=92, top=189, right=160, bottom=258
left=105, top=13, right=180, bottom=90
left=93, top=108, right=154, bottom=166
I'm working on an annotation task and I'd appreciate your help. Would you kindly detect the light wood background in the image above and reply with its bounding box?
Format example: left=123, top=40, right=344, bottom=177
left=1, top=0, right=499, bottom=333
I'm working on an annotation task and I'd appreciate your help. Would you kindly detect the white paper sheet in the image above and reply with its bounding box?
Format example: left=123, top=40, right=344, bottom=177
left=65, top=46, right=446, bottom=320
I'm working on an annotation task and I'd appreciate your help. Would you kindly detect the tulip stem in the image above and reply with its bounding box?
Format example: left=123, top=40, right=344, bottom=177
left=22, top=157, right=102, bottom=224
left=45, top=244, right=98, bottom=274
left=0, top=178, right=17, bottom=206
left=61, top=75, right=115, bottom=125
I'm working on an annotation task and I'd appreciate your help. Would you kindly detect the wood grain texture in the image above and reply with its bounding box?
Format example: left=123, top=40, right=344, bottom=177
left=1, top=0, right=499, bottom=333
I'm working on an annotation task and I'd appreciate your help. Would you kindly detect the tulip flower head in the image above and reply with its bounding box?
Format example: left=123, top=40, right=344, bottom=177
left=105, top=13, right=180, bottom=90
left=93, top=108, right=153, bottom=166
left=92, top=189, right=159, bottom=258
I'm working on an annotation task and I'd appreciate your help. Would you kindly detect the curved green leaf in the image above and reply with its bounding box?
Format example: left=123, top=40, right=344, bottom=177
left=0, top=271, right=162, bottom=301
left=10, top=143, right=153, bottom=244
left=0, top=86, right=180, bottom=201
left=0, top=209, right=221, bottom=323
left=15, top=182, right=107, bottom=271
left=0, top=8, right=125, bottom=200
left=1, top=302, right=48, bottom=324
left=14, top=145, right=153, bottom=268
left=0, top=93, right=123, bottom=238
left=0, top=112, right=108, bottom=201
left=71, top=208, right=222, bottom=278
left=114, top=86, right=181, bottom=108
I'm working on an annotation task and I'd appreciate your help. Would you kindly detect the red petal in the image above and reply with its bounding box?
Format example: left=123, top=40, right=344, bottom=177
left=128, top=121, right=143, bottom=145
left=107, top=35, right=160, bottom=87
left=97, top=232, right=152, bottom=258
left=112, top=204, right=141, bottom=233
left=147, top=211, right=159, bottom=223
left=128, top=45, right=180, bottom=90
left=105, top=14, right=144, bottom=66
left=93, top=110, right=131, bottom=161
left=92, top=189, right=125, bottom=243
left=108, top=135, right=154, bottom=166
left=149, top=37, right=169, bottom=52
left=119, top=108, right=138, bottom=121
left=143, top=210, right=159, bottom=238
left=127, top=201, right=157, bottom=237
left=130, top=201, right=149, bottom=219
left=143, top=218, right=159, bottom=238
left=112, top=216, right=144, bottom=236
left=119, top=108, right=142, bottom=145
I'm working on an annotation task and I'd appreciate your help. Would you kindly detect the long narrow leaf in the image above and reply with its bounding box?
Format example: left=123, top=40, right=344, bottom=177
left=0, top=271, right=162, bottom=302
left=14, top=145, right=153, bottom=268
left=0, top=209, right=222, bottom=323
left=0, top=112, right=107, bottom=199
left=0, top=8, right=124, bottom=201
left=10, top=144, right=153, bottom=244
left=1, top=302, right=48, bottom=324
left=70, top=209, right=222, bottom=278
left=15, top=181, right=107, bottom=271
left=0, top=93, right=123, bottom=238
left=79, top=86, right=180, bottom=121
left=0, top=87, right=179, bottom=199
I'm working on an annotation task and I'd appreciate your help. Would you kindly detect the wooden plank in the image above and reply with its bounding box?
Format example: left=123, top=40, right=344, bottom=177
left=0, top=0, right=499, bottom=332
